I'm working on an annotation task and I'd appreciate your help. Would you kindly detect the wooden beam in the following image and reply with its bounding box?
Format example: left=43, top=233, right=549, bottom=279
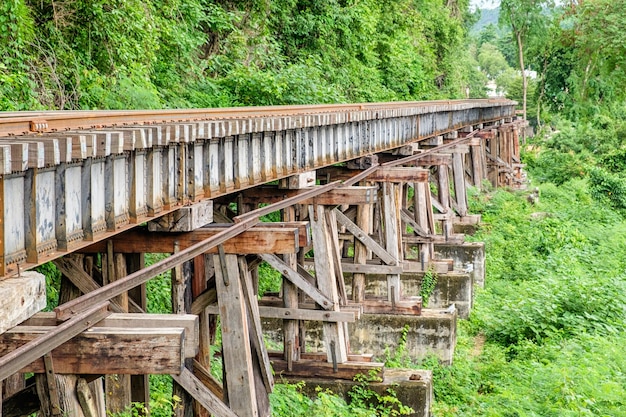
left=191, top=359, right=223, bottom=399
left=368, top=167, right=429, bottom=183
left=214, top=254, right=258, bottom=417
left=234, top=186, right=378, bottom=206
left=78, top=226, right=302, bottom=255
left=309, top=205, right=348, bottom=364
left=22, top=312, right=199, bottom=359
left=205, top=305, right=356, bottom=323
left=341, top=263, right=403, bottom=275
left=260, top=254, right=333, bottom=310
left=171, top=368, right=237, bottom=417
left=268, top=351, right=373, bottom=363
left=400, top=209, right=430, bottom=237
left=53, top=257, right=144, bottom=314
left=190, top=288, right=217, bottom=315
left=0, top=271, right=46, bottom=334
left=56, top=182, right=340, bottom=321
left=238, top=256, right=273, bottom=393
left=334, top=208, right=397, bottom=266
left=361, top=297, right=422, bottom=315
left=270, top=359, right=383, bottom=381
left=0, top=302, right=110, bottom=380
left=0, top=327, right=186, bottom=374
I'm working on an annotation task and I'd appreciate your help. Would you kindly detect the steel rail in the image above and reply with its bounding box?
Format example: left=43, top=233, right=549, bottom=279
left=0, top=99, right=513, bottom=137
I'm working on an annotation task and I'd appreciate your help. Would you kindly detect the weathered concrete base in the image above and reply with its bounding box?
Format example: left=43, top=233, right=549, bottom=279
left=435, top=241, right=485, bottom=288
left=452, top=214, right=481, bottom=235
left=348, top=309, right=457, bottom=364
left=284, top=368, right=432, bottom=417
left=345, top=271, right=473, bottom=318
left=0, top=271, right=46, bottom=334
left=263, top=306, right=457, bottom=364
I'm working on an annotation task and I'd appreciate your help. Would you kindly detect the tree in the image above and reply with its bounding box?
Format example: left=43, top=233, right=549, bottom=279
left=477, top=42, right=510, bottom=79
left=499, top=0, right=551, bottom=122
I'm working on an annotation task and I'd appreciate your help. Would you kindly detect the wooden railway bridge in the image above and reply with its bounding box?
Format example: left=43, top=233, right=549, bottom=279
left=0, top=100, right=524, bottom=417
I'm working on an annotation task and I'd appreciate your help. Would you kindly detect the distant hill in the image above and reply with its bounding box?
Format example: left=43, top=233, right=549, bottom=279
left=472, top=7, right=500, bottom=33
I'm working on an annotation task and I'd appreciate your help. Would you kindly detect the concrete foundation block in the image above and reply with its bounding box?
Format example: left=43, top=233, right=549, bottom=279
left=349, top=308, right=457, bottom=364
left=435, top=241, right=485, bottom=288
left=345, top=271, right=473, bottom=318
left=287, top=368, right=433, bottom=417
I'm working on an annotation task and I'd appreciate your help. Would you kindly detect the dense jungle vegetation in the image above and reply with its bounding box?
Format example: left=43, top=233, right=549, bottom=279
left=9, top=0, right=626, bottom=415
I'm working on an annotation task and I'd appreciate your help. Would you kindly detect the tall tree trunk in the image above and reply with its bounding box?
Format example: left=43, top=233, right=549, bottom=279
left=516, top=30, right=527, bottom=123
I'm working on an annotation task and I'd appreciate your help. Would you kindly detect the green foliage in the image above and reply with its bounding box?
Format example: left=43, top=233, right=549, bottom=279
left=429, top=156, right=626, bottom=415
left=419, top=268, right=438, bottom=308
left=145, top=253, right=172, bottom=314
left=349, top=370, right=414, bottom=416
left=477, top=42, right=509, bottom=79
left=271, top=378, right=412, bottom=417
left=1, top=0, right=481, bottom=110
left=384, top=325, right=412, bottom=369
left=36, top=262, right=61, bottom=310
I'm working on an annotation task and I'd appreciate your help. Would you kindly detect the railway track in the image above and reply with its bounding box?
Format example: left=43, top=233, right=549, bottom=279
left=0, top=99, right=513, bottom=137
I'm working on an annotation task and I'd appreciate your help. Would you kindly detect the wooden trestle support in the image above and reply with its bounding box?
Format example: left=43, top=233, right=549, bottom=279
left=0, top=107, right=525, bottom=417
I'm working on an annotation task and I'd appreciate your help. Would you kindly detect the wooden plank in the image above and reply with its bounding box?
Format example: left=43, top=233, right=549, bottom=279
left=0, top=327, right=185, bottom=374
left=400, top=209, right=430, bottom=237
left=411, top=153, right=452, bottom=166
left=191, top=359, right=223, bottom=399
left=52, top=257, right=143, bottom=314
left=351, top=202, right=371, bottom=303
left=171, top=368, right=237, bottom=417
left=309, top=205, right=348, bottom=364
left=54, top=180, right=341, bottom=320
left=0, top=271, right=46, bottom=334
left=238, top=256, right=273, bottom=393
left=147, top=200, right=213, bottom=232
left=451, top=151, right=468, bottom=217
left=282, top=206, right=300, bottom=366
left=382, top=182, right=402, bottom=304
left=79, top=225, right=303, bottom=254
left=206, top=305, right=356, bottom=322
left=333, top=208, right=397, bottom=266
left=268, top=351, right=373, bottom=363
left=341, top=263, right=403, bottom=275
left=234, top=186, right=378, bottom=206
left=368, top=167, right=429, bottom=182
left=190, top=288, right=217, bottom=315
left=23, top=312, right=199, bottom=359
left=270, top=359, right=383, bottom=381
left=361, top=297, right=422, bottom=315
left=0, top=302, right=110, bottom=380
left=214, top=254, right=258, bottom=417
left=260, top=254, right=333, bottom=309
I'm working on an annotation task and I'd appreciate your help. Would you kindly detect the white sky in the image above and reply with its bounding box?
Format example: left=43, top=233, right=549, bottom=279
left=470, top=0, right=500, bottom=9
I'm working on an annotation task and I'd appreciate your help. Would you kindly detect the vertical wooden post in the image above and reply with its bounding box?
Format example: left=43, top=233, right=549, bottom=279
left=282, top=207, right=300, bottom=365
left=352, top=202, right=371, bottom=303
left=309, top=205, right=348, bottom=364
left=214, top=253, right=259, bottom=417
left=451, top=150, right=468, bottom=217
left=381, top=183, right=402, bottom=304
left=36, top=259, right=87, bottom=417
left=412, top=180, right=434, bottom=262
left=102, top=244, right=131, bottom=415
left=171, top=245, right=194, bottom=417
left=125, top=254, right=149, bottom=414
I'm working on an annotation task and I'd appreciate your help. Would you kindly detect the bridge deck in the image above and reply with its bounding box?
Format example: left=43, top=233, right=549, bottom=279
left=0, top=99, right=515, bottom=279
